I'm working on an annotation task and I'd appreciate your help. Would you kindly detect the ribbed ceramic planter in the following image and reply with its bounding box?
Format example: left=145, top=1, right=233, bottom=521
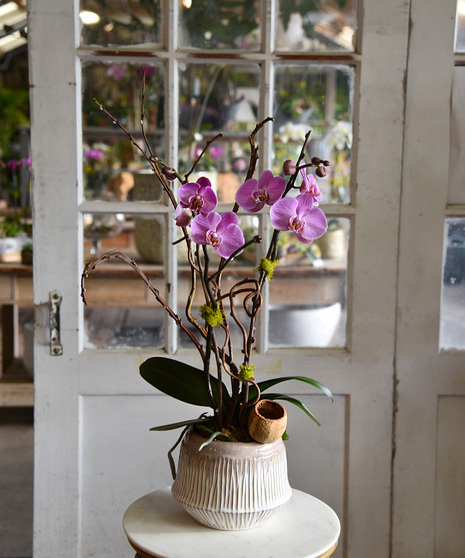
left=171, top=429, right=292, bottom=530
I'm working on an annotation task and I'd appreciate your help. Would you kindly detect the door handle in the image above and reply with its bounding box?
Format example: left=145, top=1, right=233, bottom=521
left=49, top=291, right=63, bottom=356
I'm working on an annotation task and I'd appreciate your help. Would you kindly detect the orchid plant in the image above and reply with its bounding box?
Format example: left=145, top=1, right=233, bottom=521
left=81, top=82, right=334, bottom=471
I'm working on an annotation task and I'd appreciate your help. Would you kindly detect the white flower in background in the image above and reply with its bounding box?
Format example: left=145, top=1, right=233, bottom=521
left=325, top=121, right=353, bottom=151
left=279, top=122, right=309, bottom=144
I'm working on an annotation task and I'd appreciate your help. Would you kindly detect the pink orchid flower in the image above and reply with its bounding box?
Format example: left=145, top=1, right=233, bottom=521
left=178, top=176, right=218, bottom=215
left=190, top=211, right=245, bottom=259
left=299, top=169, right=322, bottom=205
left=270, top=193, right=327, bottom=244
left=236, top=170, right=286, bottom=213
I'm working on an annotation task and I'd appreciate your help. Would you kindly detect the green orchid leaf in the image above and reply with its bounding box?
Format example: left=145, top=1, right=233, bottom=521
left=263, top=393, right=322, bottom=426
left=167, top=426, right=190, bottom=480
left=250, top=376, right=334, bottom=402
left=140, top=357, right=230, bottom=409
left=149, top=416, right=211, bottom=431
left=198, top=431, right=234, bottom=451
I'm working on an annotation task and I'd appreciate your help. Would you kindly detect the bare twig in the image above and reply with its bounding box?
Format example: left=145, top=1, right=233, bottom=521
left=184, top=133, right=223, bottom=183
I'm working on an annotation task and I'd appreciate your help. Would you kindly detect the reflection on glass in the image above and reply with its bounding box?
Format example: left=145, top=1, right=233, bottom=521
left=84, top=307, right=165, bottom=349
left=178, top=63, right=259, bottom=192
left=269, top=218, right=349, bottom=348
left=80, top=0, right=163, bottom=47
left=456, top=0, right=465, bottom=52
left=273, top=65, right=353, bottom=204
left=82, top=62, right=165, bottom=201
left=440, top=218, right=465, bottom=349
left=275, top=0, right=356, bottom=52
left=179, top=0, right=260, bottom=50
left=83, top=212, right=125, bottom=255
left=83, top=213, right=166, bottom=349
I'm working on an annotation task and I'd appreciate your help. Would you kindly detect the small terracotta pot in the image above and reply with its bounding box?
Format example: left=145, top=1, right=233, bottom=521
left=247, top=399, right=287, bottom=444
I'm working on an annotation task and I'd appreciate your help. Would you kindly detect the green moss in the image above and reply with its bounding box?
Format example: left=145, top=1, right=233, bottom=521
left=255, top=257, right=279, bottom=280
left=199, top=303, right=224, bottom=327
left=239, top=364, right=255, bottom=381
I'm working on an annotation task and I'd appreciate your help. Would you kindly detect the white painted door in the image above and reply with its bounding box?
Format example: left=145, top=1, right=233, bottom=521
left=28, top=1, right=463, bottom=558
left=392, top=0, right=465, bottom=556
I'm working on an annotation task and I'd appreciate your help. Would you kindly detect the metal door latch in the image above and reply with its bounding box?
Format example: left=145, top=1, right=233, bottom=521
left=49, top=291, right=63, bottom=356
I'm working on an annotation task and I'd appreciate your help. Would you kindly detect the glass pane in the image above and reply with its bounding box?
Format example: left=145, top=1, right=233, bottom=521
left=79, top=0, right=163, bottom=48
left=178, top=63, right=260, bottom=194
left=440, top=218, right=465, bottom=350
left=448, top=68, right=465, bottom=204
left=179, top=0, right=260, bottom=50
left=177, top=214, right=259, bottom=348
left=273, top=65, right=354, bottom=204
left=456, top=0, right=465, bottom=52
left=83, top=212, right=166, bottom=349
left=275, top=0, right=356, bottom=52
left=269, top=218, right=349, bottom=348
left=82, top=62, right=165, bottom=201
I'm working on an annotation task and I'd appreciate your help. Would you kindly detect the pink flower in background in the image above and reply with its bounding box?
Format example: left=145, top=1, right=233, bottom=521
left=178, top=176, right=218, bottom=215
left=84, top=149, right=105, bottom=161
left=190, top=211, right=245, bottom=259
left=299, top=169, right=322, bottom=205
left=236, top=170, right=286, bottom=213
left=194, top=145, right=225, bottom=161
left=270, top=193, right=327, bottom=244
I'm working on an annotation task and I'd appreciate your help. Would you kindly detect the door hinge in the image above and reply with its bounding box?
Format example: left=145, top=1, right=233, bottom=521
left=49, top=291, right=63, bottom=356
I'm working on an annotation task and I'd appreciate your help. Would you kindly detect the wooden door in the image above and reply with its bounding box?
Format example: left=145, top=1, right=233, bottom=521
left=26, top=1, right=444, bottom=557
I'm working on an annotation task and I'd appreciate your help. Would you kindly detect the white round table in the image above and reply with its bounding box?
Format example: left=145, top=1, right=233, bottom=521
left=123, top=487, right=340, bottom=558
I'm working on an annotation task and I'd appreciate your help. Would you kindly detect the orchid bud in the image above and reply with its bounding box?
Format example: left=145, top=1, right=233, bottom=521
left=311, top=156, right=321, bottom=166
left=315, top=165, right=327, bottom=178
left=283, top=160, right=296, bottom=176
left=174, top=206, right=193, bottom=227
left=162, top=166, right=177, bottom=181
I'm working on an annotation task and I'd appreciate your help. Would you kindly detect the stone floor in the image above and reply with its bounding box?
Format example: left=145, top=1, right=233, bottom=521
left=0, top=308, right=33, bottom=558
left=0, top=407, right=33, bottom=558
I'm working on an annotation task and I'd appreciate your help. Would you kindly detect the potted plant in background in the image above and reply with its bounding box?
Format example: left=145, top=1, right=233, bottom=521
left=0, top=156, right=32, bottom=263
left=81, top=81, right=334, bottom=531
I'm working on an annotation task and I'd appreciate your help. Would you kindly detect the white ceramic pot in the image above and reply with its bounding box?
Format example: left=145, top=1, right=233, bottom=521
left=171, top=429, right=292, bottom=530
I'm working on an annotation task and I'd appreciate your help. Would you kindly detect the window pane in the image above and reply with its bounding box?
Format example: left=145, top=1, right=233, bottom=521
left=177, top=214, right=259, bottom=349
left=448, top=68, right=465, bottom=204
left=83, top=212, right=166, bottom=349
left=275, top=0, right=356, bottom=52
left=441, top=218, right=465, bottom=350
left=79, top=0, right=163, bottom=48
left=269, top=218, right=349, bottom=348
left=178, top=63, right=260, bottom=196
left=274, top=65, right=354, bottom=204
left=456, top=0, right=465, bottom=51
left=82, top=62, right=165, bottom=201
left=179, top=0, right=260, bottom=50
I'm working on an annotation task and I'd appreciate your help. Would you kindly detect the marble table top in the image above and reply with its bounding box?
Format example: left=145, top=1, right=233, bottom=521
left=123, top=487, right=340, bottom=558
